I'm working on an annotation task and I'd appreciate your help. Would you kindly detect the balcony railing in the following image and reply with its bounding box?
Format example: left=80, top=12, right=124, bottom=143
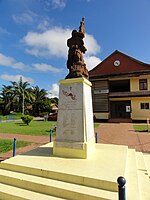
left=109, top=90, right=150, bottom=98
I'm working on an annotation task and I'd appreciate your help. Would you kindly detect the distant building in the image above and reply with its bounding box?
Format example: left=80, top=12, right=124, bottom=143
left=89, top=50, right=150, bottom=122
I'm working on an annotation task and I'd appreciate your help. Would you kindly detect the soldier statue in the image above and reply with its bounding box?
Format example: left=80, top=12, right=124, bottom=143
left=65, top=18, right=89, bottom=80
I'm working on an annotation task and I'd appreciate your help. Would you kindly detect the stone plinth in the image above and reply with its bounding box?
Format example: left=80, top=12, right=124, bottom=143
left=53, top=78, right=95, bottom=158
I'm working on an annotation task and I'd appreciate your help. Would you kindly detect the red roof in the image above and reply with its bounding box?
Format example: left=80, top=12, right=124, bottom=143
left=89, top=50, right=150, bottom=77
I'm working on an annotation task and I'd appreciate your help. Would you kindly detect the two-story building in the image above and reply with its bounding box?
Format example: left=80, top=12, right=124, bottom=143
left=89, top=50, right=150, bottom=122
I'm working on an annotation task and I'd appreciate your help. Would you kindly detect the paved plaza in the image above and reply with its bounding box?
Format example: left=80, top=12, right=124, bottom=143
left=96, top=123, right=150, bottom=153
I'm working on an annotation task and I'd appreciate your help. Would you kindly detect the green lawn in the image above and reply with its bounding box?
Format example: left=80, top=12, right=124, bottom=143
left=0, top=121, right=99, bottom=136
left=0, top=112, right=22, bottom=121
left=0, top=121, right=57, bottom=136
left=0, top=139, right=31, bottom=153
left=94, top=123, right=100, bottom=128
left=133, top=124, right=149, bottom=132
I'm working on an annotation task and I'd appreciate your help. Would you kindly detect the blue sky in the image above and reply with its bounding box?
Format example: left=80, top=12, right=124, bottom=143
left=0, top=0, right=150, bottom=97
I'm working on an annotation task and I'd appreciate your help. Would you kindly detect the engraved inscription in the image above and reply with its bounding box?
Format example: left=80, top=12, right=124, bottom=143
left=62, top=87, right=76, bottom=100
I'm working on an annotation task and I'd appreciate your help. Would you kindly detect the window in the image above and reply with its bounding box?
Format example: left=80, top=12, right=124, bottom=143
left=109, top=80, right=130, bottom=92
left=139, top=79, right=147, bottom=90
left=140, top=103, right=149, bottom=110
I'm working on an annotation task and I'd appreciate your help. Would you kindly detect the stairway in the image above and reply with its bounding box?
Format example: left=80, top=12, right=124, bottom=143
left=108, top=118, right=132, bottom=123
left=0, top=143, right=150, bottom=200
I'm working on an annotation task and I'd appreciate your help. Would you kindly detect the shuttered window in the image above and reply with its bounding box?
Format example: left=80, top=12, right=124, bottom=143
left=139, top=79, right=147, bottom=90
left=140, top=103, right=149, bottom=109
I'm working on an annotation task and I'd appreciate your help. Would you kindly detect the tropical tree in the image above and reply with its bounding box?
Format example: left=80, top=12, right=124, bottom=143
left=31, top=86, right=51, bottom=116
left=1, top=85, right=14, bottom=115
left=11, top=77, right=33, bottom=115
left=0, top=77, right=58, bottom=116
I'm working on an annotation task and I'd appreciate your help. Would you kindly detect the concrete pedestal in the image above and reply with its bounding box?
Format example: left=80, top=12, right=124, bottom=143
left=53, top=78, right=95, bottom=159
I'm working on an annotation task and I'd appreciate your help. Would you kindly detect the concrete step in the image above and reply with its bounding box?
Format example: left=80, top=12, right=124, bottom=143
left=143, top=153, right=150, bottom=179
left=0, top=183, right=66, bottom=200
left=136, top=152, right=150, bottom=200
left=125, top=149, right=141, bottom=200
left=0, top=143, right=128, bottom=192
left=0, top=168, right=118, bottom=200
left=0, top=143, right=129, bottom=200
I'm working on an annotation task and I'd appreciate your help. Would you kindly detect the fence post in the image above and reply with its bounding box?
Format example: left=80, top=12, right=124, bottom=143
left=117, top=176, right=126, bottom=200
left=95, top=132, right=98, bottom=143
left=13, top=138, right=17, bottom=157
left=50, top=129, right=52, bottom=142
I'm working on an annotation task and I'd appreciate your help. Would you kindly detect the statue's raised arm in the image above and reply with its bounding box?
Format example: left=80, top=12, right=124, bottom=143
left=79, top=17, right=85, bottom=34
left=65, top=18, right=89, bottom=80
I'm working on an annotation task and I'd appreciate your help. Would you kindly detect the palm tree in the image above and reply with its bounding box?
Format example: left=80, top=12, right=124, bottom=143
left=31, top=86, right=50, bottom=116
left=11, top=77, right=33, bottom=115
left=1, top=85, right=14, bottom=115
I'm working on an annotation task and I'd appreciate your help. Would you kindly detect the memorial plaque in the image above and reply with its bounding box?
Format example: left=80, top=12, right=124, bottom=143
left=56, top=109, right=84, bottom=142
left=59, top=83, right=83, bottom=110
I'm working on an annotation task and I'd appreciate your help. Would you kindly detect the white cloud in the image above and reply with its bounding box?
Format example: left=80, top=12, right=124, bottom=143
left=23, top=27, right=70, bottom=58
left=84, top=56, right=101, bottom=70
left=25, top=48, right=50, bottom=57
left=37, top=20, right=50, bottom=31
left=0, top=74, right=34, bottom=84
left=32, top=63, right=63, bottom=73
left=23, top=27, right=100, bottom=60
left=12, top=11, right=37, bottom=24
left=85, top=34, right=100, bottom=56
left=51, top=0, right=66, bottom=9
left=0, top=53, right=26, bottom=70
left=47, top=83, right=59, bottom=98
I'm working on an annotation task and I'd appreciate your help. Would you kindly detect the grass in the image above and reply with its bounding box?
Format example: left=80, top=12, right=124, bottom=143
left=94, top=123, right=100, bottom=128
left=0, top=139, right=31, bottom=153
left=0, top=121, right=57, bottom=136
left=133, top=124, right=149, bottom=132
left=0, top=120, right=99, bottom=136
left=0, top=112, right=23, bottom=121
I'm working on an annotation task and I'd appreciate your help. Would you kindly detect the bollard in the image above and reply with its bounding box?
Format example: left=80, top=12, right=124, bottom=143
left=13, top=138, right=17, bottom=157
left=147, top=118, right=149, bottom=132
left=117, top=176, right=126, bottom=200
left=95, top=132, right=98, bottom=143
left=50, top=129, right=52, bottom=142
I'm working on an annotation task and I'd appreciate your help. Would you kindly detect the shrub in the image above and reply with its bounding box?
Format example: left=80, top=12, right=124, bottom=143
left=21, top=115, right=33, bottom=125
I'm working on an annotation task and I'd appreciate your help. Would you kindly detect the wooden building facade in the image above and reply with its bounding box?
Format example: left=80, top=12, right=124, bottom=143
left=89, top=50, right=150, bottom=122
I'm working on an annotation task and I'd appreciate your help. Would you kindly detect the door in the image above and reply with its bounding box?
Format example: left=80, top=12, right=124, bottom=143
left=110, top=101, right=131, bottom=119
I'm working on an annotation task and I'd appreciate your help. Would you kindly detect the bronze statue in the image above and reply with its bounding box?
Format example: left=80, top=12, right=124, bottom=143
left=65, top=18, right=89, bottom=79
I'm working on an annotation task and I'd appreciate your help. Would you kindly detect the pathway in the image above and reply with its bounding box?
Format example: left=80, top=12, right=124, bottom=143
left=95, top=123, right=150, bottom=153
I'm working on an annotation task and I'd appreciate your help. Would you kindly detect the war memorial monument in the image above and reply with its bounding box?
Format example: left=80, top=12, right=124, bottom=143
left=53, top=17, right=95, bottom=159
left=0, top=18, right=149, bottom=200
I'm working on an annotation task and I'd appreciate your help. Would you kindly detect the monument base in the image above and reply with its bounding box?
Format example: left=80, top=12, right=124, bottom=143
left=53, top=137, right=95, bottom=159
left=53, top=77, right=95, bottom=159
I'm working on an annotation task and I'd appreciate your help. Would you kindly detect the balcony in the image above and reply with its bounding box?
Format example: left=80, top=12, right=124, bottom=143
left=109, top=90, right=150, bottom=98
